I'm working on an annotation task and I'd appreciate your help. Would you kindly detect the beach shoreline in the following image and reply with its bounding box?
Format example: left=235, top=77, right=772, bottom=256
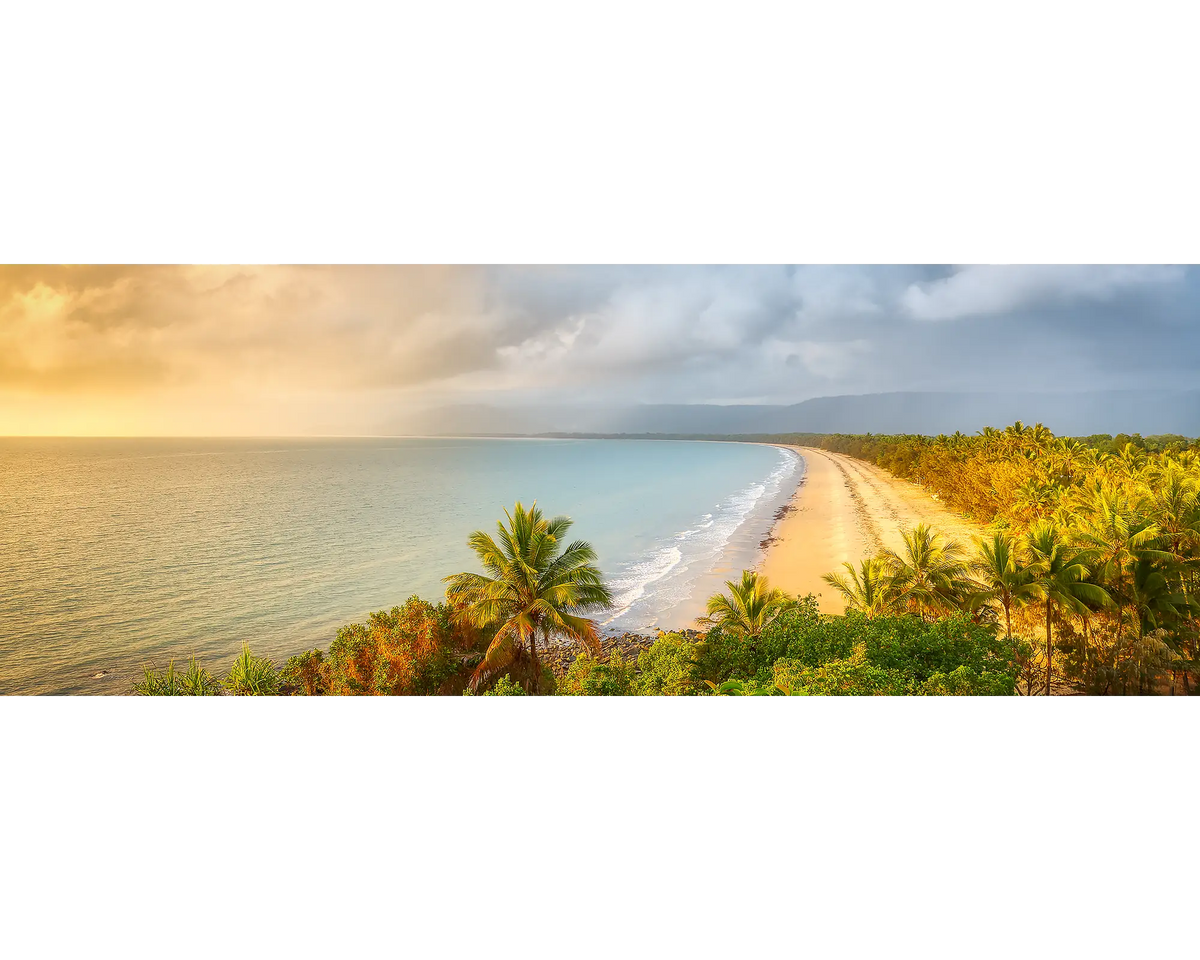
left=618, top=444, right=800, bottom=634
left=753, top=444, right=986, bottom=614
left=512, top=436, right=983, bottom=632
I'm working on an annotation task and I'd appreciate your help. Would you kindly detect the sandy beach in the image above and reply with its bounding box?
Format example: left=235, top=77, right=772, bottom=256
left=758, top=446, right=985, bottom=614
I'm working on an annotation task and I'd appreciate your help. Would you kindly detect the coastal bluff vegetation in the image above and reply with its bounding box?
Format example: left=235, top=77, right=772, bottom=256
left=135, top=423, right=1200, bottom=696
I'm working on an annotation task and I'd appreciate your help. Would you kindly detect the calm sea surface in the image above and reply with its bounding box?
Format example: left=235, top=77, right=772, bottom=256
left=0, top=437, right=798, bottom=694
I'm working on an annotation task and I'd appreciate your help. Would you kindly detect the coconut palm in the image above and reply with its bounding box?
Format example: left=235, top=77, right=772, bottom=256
left=1122, top=556, right=1196, bottom=691
left=1146, top=463, right=1200, bottom=563
left=704, top=570, right=792, bottom=639
left=1072, top=484, right=1166, bottom=641
left=969, top=531, right=1037, bottom=645
left=1129, top=555, right=1194, bottom=643
left=878, top=523, right=972, bottom=617
left=1126, top=628, right=1188, bottom=695
left=1001, top=421, right=1037, bottom=459
left=1024, top=521, right=1112, bottom=695
left=1012, top=478, right=1062, bottom=526
left=444, top=501, right=613, bottom=693
left=1115, top=442, right=1148, bottom=477
left=1029, top=422, right=1054, bottom=449
left=1051, top=437, right=1094, bottom=486
left=822, top=557, right=896, bottom=617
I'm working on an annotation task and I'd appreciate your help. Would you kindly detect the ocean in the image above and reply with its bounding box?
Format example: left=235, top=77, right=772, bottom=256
left=0, top=437, right=799, bottom=694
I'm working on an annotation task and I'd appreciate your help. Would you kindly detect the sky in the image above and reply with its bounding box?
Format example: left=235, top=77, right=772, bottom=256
left=1, top=264, right=1197, bottom=435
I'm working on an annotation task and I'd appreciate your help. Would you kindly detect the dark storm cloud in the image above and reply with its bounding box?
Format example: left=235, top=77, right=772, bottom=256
left=477, top=260, right=1171, bottom=403
left=471, top=264, right=1198, bottom=403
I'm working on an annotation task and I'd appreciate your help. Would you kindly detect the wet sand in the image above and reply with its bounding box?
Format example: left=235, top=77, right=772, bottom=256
left=757, top=446, right=985, bottom=614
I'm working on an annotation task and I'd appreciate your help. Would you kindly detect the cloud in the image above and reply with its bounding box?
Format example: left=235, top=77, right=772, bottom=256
left=3, top=264, right=1199, bottom=434
left=0, top=265, right=496, bottom=394
left=901, top=265, right=1186, bottom=321
left=467, top=267, right=924, bottom=403
left=774, top=338, right=872, bottom=380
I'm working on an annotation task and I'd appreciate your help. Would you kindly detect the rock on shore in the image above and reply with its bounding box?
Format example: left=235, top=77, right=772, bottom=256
left=541, top=628, right=705, bottom=678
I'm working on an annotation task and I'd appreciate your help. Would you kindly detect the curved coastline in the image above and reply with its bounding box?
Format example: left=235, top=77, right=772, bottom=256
left=755, top=444, right=987, bottom=614
left=597, top=441, right=796, bottom=638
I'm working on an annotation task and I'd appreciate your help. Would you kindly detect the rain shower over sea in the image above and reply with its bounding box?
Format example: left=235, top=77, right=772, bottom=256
left=0, top=437, right=800, bottom=694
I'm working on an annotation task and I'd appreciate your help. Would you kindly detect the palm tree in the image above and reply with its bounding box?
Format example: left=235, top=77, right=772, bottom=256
left=1145, top=465, right=1200, bottom=670
left=1012, top=478, right=1062, bottom=525
left=969, top=531, right=1037, bottom=646
left=1072, top=484, right=1165, bottom=643
left=1051, top=437, right=1094, bottom=486
left=1029, top=422, right=1054, bottom=449
left=1130, top=555, right=1191, bottom=637
left=1145, top=462, right=1200, bottom=564
left=444, top=501, right=613, bottom=693
left=1115, top=442, right=1148, bottom=478
left=704, top=570, right=791, bottom=639
left=1003, top=421, right=1032, bottom=456
left=879, top=523, right=971, bottom=617
left=1024, top=521, right=1111, bottom=695
left=822, top=558, right=896, bottom=617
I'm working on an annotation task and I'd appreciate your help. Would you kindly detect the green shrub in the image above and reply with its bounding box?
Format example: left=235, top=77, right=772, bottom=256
left=559, top=653, right=634, bottom=696
left=695, top=595, right=829, bottom=685
left=634, top=633, right=703, bottom=695
left=133, top=657, right=220, bottom=696
left=280, top=649, right=329, bottom=695
left=134, top=660, right=183, bottom=695
left=327, top=597, right=463, bottom=695
left=222, top=643, right=281, bottom=696
left=772, top=645, right=909, bottom=696
left=178, top=657, right=221, bottom=695
left=860, top=614, right=1013, bottom=683
left=916, top=665, right=1016, bottom=696
left=482, top=675, right=527, bottom=696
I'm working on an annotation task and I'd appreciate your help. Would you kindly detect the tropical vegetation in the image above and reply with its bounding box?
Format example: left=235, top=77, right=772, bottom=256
left=132, top=440, right=1200, bottom=695
left=800, top=422, right=1200, bottom=694
left=443, top=501, right=613, bottom=693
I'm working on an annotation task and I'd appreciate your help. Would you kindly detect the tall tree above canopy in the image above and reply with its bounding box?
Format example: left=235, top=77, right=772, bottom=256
left=444, top=501, right=613, bottom=693
left=969, top=531, right=1037, bottom=645
left=1072, top=484, right=1166, bottom=640
left=1024, top=521, right=1111, bottom=695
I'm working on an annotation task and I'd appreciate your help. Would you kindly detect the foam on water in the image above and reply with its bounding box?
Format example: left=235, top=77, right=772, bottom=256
left=602, top=447, right=799, bottom=631
left=603, top=545, right=685, bottom=623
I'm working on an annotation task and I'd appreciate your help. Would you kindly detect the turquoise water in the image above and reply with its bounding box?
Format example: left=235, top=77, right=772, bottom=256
left=0, top=437, right=798, bottom=694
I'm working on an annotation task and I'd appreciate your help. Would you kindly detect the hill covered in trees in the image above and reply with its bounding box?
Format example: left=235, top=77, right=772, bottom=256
left=402, top=391, right=1200, bottom=438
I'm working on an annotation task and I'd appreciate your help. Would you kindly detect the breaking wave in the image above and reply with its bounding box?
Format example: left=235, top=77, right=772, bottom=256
left=602, top=447, right=799, bottom=631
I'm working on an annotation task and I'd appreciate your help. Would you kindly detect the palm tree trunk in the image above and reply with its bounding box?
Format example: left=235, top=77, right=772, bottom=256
left=1137, top=614, right=1145, bottom=696
left=1114, top=563, right=1126, bottom=687
left=1045, top=599, right=1053, bottom=697
left=1084, top=619, right=1094, bottom=696
left=530, top=631, right=540, bottom=695
left=1180, top=561, right=1190, bottom=696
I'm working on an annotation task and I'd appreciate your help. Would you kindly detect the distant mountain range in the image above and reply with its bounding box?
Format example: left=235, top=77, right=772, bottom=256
left=395, top=391, right=1200, bottom=438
